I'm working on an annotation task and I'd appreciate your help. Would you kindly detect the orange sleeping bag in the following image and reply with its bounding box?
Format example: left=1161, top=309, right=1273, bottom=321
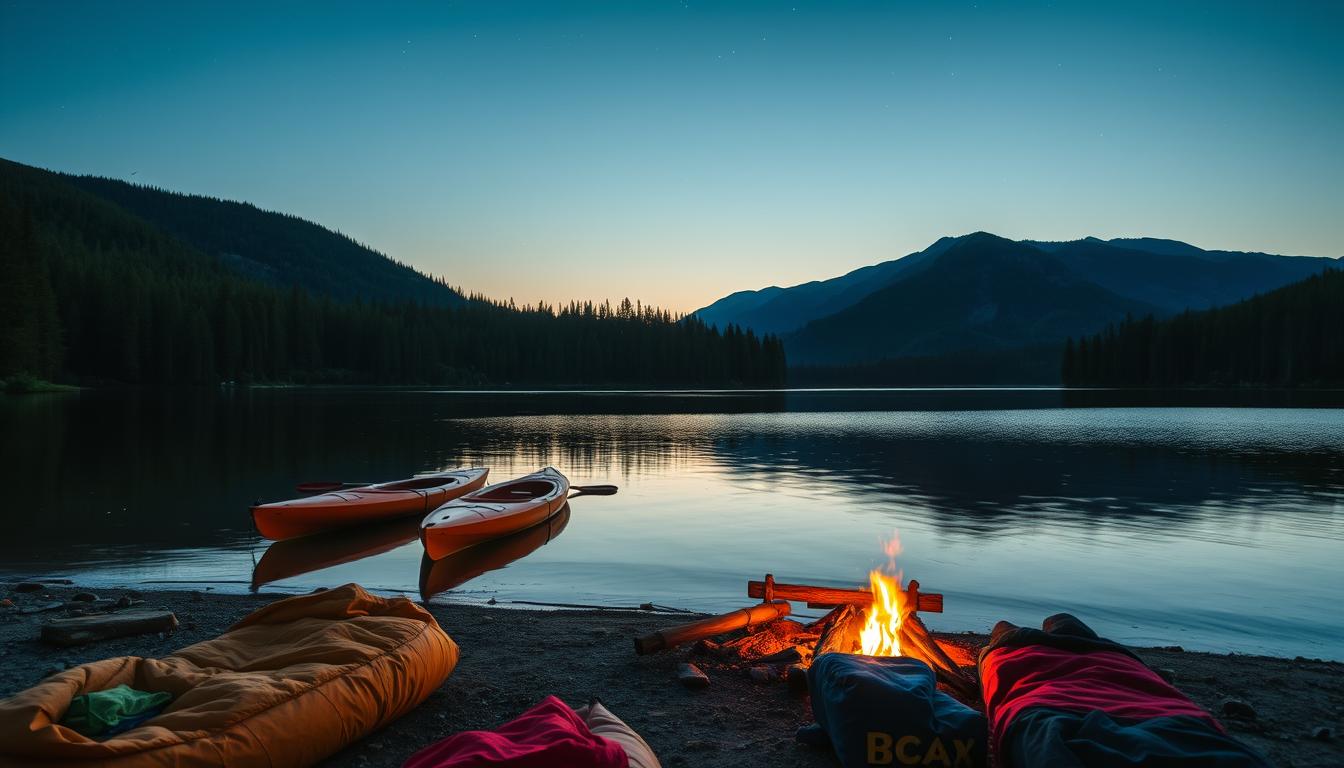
left=0, top=584, right=458, bottom=767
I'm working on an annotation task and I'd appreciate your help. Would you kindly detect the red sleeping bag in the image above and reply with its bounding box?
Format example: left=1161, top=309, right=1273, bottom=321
left=403, top=696, right=628, bottom=768
left=978, top=614, right=1268, bottom=767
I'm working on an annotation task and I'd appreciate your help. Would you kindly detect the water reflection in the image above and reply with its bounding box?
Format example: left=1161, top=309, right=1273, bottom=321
left=251, top=517, right=421, bottom=590
left=419, top=504, right=571, bottom=600
left=2, top=389, right=1341, bottom=657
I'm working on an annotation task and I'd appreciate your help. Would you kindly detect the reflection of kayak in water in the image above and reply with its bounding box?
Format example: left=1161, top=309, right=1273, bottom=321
left=419, top=503, right=571, bottom=600
left=251, top=517, right=420, bottom=590
left=253, top=467, right=489, bottom=541
left=420, top=467, right=569, bottom=560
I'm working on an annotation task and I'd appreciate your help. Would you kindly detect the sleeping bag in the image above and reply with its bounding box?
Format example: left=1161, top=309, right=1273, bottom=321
left=978, top=613, right=1269, bottom=767
left=798, top=653, right=987, bottom=768
left=0, top=583, right=459, bottom=767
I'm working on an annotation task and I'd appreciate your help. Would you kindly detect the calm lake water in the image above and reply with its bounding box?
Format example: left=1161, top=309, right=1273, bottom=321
left=2, top=388, right=1341, bottom=659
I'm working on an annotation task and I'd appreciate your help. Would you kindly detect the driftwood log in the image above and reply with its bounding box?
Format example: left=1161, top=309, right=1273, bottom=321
left=41, top=609, right=178, bottom=647
left=634, top=600, right=790, bottom=655
left=747, top=576, right=943, bottom=613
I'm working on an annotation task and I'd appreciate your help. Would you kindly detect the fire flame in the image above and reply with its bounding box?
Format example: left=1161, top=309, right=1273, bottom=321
left=859, top=535, right=905, bottom=656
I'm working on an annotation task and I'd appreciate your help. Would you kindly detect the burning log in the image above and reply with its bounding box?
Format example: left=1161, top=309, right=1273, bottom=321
left=747, top=575, right=943, bottom=613
left=897, top=613, right=980, bottom=702
left=814, top=604, right=865, bottom=656
left=633, top=600, right=790, bottom=655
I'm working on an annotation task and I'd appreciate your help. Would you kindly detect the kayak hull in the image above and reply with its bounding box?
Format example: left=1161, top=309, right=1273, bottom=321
left=420, top=467, right=570, bottom=560
left=252, top=468, right=489, bottom=541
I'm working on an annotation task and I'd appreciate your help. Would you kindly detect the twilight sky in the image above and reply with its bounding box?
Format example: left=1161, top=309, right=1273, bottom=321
left=2, top=1, right=1341, bottom=311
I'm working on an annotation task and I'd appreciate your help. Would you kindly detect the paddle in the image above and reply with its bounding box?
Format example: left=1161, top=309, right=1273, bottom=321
left=295, top=481, right=371, bottom=494
left=568, top=484, right=619, bottom=498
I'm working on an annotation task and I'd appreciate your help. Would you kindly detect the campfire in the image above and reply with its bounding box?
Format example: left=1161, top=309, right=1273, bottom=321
left=633, top=538, right=979, bottom=701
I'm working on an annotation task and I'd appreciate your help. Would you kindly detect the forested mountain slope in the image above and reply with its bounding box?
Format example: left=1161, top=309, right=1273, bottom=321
left=64, top=172, right=464, bottom=307
left=0, top=158, right=784, bottom=387
left=1063, top=269, right=1344, bottom=387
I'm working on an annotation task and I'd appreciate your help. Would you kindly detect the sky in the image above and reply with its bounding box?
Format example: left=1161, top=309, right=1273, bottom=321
left=2, top=1, right=1342, bottom=312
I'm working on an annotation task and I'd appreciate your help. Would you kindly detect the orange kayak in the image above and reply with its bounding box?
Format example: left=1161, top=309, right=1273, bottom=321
left=420, top=467, right=570, bottom=560
left=253, top=468, right=489, bottom=541
left=419, top=503, right=571, bottom=600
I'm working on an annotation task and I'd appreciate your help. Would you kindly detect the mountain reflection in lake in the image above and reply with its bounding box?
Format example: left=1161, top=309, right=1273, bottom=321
left=1, top=388, right=1340, bottom=659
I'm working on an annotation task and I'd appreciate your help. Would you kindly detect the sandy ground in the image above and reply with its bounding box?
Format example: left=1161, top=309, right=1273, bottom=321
left=2, top=581, right=1341, bottom=767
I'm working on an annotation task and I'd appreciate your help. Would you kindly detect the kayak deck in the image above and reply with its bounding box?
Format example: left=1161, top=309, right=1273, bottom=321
left=420, top=467, right=569, bottom=560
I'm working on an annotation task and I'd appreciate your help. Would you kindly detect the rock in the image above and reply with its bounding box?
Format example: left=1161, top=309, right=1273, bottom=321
left=190, top=591, right=203, bottom=602
left=677, top=662, right=710, bottom=689
left=786, top=663, right=810, bottom=695
left=115, top=596, right=133, bottom=609
left=1156, top=667, right=1176, bottom=683
left=486, top=598, right=497, bottom=605
left=1311, top=726, right=1332, bottom=742
left=748, top=665, right=779, bottom=684
left=127, top=590, right=143, bottom=599
left=639, top=603, right=655, bottom=611
left=14, top=582, right=44, bottom=593
left=1155, top=645, right=1184, bottom=653
left=692, top=638, right=721, bottom=656
left=71, top=592, right=97, bottom=602
left=1220, top=698, right=1257, bottom=720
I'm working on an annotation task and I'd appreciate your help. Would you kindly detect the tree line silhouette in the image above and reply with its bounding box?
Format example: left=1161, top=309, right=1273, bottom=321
left=0, top=160, right=785, bottom=388
left=1062, top=269, right=1343, bottom=387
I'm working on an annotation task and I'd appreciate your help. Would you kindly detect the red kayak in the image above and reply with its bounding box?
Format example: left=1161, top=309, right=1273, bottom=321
left=420, top=467, right=570, bottom=560
left=253, top=468, right=489, bottom=541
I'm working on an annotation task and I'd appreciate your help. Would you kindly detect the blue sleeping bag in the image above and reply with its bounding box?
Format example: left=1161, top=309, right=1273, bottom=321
left=798, top=653, right=987, bottom=768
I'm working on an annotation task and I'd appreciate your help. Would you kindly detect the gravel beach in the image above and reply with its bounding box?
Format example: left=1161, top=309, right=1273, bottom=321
left=2, top=581, right=1340, bottom=767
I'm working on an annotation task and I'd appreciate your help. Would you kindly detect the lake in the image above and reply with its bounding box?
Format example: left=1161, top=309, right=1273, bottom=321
left=2, top=388, right=1341, bottom=660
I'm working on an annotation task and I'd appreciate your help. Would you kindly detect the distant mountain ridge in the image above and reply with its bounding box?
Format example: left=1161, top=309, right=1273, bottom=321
left=694, top=235, right=960, bottom=336
left=786, top=233, right=1157, bottom=365
left=695, top=231, right=1337, bottom=368
left=63, top=174, right=464, bottom=307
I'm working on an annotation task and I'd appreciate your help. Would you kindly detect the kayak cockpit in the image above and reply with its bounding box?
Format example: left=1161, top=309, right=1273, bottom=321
left=378, top=476, right=464, bottom=492
left=473, top=480, right=559, bottom=502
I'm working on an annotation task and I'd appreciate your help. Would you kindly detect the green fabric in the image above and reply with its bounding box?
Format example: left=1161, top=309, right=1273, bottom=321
left=60, top=684, right=171, bottom=738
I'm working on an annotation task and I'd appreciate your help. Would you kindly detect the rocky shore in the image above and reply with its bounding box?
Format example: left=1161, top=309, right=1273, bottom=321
left=2, top=581, right=1340, bottom=767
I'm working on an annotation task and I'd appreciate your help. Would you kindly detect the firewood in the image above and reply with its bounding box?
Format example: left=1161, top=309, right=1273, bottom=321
left=748, top=579, right=943, bottom=613
left=41, top=609, right=178, bottom=647
left=814, top=604, right=864, bottom=656
left=753, top=644, right=814, bottom=666
left=633, top=600, right=790, bottom=655
left=897, top=614, right=979, bottom=701
left=805, top=605, right=849, bottom=633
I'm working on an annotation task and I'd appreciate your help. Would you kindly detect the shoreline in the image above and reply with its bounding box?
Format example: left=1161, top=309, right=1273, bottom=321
left=2, top=582, right=1340, bottom=767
